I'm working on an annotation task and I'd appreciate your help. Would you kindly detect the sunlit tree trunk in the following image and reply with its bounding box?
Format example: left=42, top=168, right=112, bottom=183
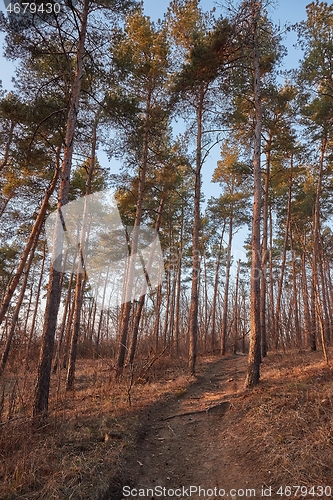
left=245, top=0, right=262, bottom=388
left=174, top=211, right=184, bottom=355
left=0, top=232, right=39, bottom=377
left=188, top=84, right=204, bottom=375
left=233, top=259, right=241, bottom=354
left=221, top=216, right=233, bottom=355
left=211, top=224, right=225, bottom=354
left=274, top=159, right=292, bottom=349
left=25, top=243, right=46, bottom=371
left=116, top=88, right=152, bottom=380
left=53, top=270, right=74, bottom=373
left=290, top=230, right=301, bottom=347
left=0, top=156, right=59, bottom=326
left=66, top=117, right=98, bottom=390
left=33, top=0, right=89, bottom=421
left=260, top=141, right=271, bottom=357
left=310, top=136, right=327, bottom=355
left=128, top=195, right=165, bottom=365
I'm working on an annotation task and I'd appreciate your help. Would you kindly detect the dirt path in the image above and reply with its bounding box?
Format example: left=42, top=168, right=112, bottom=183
left=105, top=355, right=264, bottom=500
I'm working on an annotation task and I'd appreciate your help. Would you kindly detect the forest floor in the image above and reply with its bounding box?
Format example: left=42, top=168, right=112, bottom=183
left=1, top=349, right=333, bottom=499
left=104, top=350, right=333, bottom=500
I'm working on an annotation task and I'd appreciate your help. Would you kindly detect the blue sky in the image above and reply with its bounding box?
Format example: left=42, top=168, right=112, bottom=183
left=0, top=0, right=308, bottom=89
left=0, top=0, right=311, bottom=263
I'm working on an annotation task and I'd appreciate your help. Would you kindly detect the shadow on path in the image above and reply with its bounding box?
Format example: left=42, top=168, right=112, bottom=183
left=101, top=355, right=250, bottom=500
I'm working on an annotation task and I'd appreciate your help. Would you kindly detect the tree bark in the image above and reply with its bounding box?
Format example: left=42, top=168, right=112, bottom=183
left=245, top=0, right=262, bottom=388
left=311, top=136, right=327, bottom=355
left=290, top=230, right=302, bottom=347
left=0, top=120, right=15, bottom=172
left=221, top=216, right=233, bottom=355
left=33, top=0, right=89, bottom=422
left=274, top=157, right=292, bottom=349
left=0, top=157, right=60, bottom=326
left=0, top=230, right=39, bottom=377
left=174, top=206, right=184, bottom=355
left=66, top=116, right=98, bottom=390
left=128, top=195, right=165, bottom=365
left=233, top=259, right=241, bottom=354
left=211, top=224, right=225, bottom=354
left=301, top=249, right=312, bottom=349
left=188, top=84, right=204, bottom=375
left=116, top=88, right=152, bottom=380
left=260, top=140, right=271, bottom=357
left=25, top=243, right=46, bottom=371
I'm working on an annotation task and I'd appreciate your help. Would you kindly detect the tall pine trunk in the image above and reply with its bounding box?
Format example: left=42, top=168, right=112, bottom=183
left=33, top=0, right=89, bottom=421
left=260, top=141, right=271, bottom=357
left=211, top=224, right=225, bottom=354
left=311, top=136, right=327, bottom=355
left=188, top=84, right=204, bottom=375
left=0, top=231, right=39, bottom=376
left=0, top=155, right=60, bottom=326
left=116, top=89, right=152, bottom=380
left=221, top=216, right=233, bottom=355
left=128, top=195, right=165, bottom=365
left=274, top=158, right=292, bottom=349
left=245, top=0, right=262, bottom=388
left=66, top=117, right=98, bottom=390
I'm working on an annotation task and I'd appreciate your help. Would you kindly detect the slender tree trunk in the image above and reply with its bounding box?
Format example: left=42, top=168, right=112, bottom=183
left=0, top=120, right=15, bottom=172
left=95, top=266, right=110, bottom=357
left=245, top=0, right=262, bottom=388
left=66, top=272, right=87, bottom=390
left=233, top=259, right=241, bottom=354
left=260, top=142, right=270, bottom=358
left=221, top=216, right=233, bottom=355
left=0, top=159, right=59, bottom=326
left=116, top=89, right=152, bottom=380
left=66, top=117, right=98, bottom=390
left=268, top=206, right=275, bottom=344
left=174, top=211, right=184, bottom=355
left=202, top=252, right=209, bottom=351
left=25, top=243, right=46, bottom=370
left=310, top=269, right=317, bottom=350
left=0, top=233, right=39, bottom=377
left=53, top=270, right=74, bottom=373
left=128, top=195, right=165, bottom=365
left=188, top=84, right=204, bottom=375
left=169, top=264, right=177, bottom=347
left=301, top=250, right=313, bottom=349
left=211, top=224, right=225, bottom=354
left=274, top=158, right=292, bottom=349
left=324, top=258, right=333, bottom=340
left=311, top=136, right=327, bottom=355
left=290, top=230, right=301, bottom=347
left=0, top=194, right=12, bottom=219
left=62, top=293, right=76, bottom=369
left=319, top=248, right=330, bottom=343
left=154, top=283, right=163, bottom=351
left=23, top=276, right=34, bottom=340
left=162, top=270, right=171, bottom=347
left=33, top=0, right=89, bottom=421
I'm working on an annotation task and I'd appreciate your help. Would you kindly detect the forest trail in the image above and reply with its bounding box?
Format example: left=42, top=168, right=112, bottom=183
left=106, top=355, right=263, bottom=500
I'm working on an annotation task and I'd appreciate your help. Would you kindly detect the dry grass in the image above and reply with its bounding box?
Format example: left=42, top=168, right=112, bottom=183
left=1, top=348, right=333, bottom=498
left=230, top=349, right=333, bottom=488
left=0, top=354, right=191, bottom=500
